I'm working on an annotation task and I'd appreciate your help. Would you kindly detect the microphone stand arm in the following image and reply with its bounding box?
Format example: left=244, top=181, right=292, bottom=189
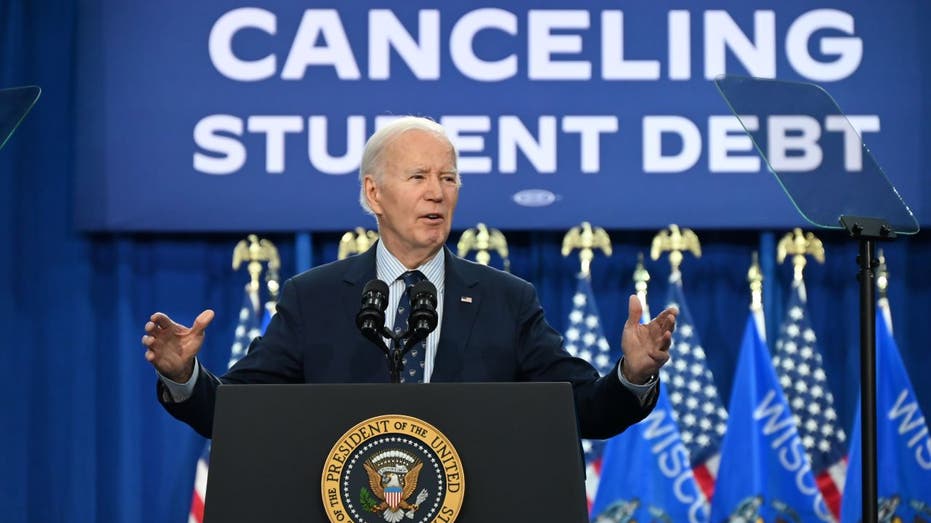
left=360, top=325, right=391, bottom=357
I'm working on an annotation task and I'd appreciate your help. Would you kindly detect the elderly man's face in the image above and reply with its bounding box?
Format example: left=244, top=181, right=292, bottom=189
left=364, top=129, right=459, bottom=264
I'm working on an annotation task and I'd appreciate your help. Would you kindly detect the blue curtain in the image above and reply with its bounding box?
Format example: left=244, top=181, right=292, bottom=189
left=2, top=1, right=930, bottom=522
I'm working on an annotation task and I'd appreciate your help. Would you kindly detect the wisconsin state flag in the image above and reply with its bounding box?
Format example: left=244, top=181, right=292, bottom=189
left=711, top=314, right=832, bottom=522
left=839, top=313, right=931, bottom=522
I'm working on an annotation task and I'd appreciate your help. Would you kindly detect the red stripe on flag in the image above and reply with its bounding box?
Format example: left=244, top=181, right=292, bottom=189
left=190, top=490, right=205, bottom=523
left=816, top=469, right=842, bottom=519
left=585, top=456, right=603, bottom=513
left=692, top=463, right=715, bottom=501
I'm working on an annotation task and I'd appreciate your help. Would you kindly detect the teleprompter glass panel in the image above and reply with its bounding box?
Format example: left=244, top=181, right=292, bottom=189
left=714, top=76, right=918, bottom=235
left=0, top=86, right=41, bottom=152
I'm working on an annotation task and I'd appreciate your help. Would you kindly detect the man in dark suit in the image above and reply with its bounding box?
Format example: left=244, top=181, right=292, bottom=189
left=143, top=117, right=678, bottom=440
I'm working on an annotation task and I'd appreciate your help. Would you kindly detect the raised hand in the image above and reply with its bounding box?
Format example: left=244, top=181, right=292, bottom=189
left=142, top=310, right=215, bottom=382
left=620, top=295, right=677, bottom=384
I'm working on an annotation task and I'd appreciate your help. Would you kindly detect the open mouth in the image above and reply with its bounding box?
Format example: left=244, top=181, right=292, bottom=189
left=421, top=213, right=444, bottom=222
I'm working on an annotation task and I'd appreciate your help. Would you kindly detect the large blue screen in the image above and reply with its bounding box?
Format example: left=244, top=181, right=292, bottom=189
left=73, top=1, right=928, bottom=231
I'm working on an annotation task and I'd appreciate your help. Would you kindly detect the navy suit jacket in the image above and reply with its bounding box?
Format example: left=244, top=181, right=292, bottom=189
left=160, top=246, right=656, bottom=438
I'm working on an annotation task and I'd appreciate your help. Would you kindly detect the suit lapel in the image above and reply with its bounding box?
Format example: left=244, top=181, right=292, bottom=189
left=433, top=249, right=480, bottom=381
left=342, top=241, right=378, bottom=283
left=340, top=242, right=378, bottom=317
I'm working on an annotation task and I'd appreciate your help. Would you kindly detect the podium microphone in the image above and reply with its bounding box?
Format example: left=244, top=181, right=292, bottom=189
left=406, top=279, right=438, bottom=347
left=356, top=279, right=390, bottom=353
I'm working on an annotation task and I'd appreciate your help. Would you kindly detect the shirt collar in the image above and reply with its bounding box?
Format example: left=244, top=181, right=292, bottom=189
left=376, top=241, right=445, bottom=287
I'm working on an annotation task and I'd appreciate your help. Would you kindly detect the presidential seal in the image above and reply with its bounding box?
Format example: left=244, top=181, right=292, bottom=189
left=322, top=415, right=465, bottom=523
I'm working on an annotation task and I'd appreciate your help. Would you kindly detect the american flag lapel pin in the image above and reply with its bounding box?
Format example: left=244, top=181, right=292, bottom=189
left=460, top=296, right=472, bottom=303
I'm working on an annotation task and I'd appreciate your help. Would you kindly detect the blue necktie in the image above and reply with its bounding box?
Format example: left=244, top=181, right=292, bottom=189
left=393, top=270, right=426, bottom=383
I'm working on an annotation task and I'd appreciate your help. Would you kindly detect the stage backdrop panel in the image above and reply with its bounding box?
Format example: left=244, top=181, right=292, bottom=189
left=73, top=1, right=928, bottom=231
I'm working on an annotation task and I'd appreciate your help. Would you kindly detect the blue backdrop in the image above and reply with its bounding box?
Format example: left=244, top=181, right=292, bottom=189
left=2, top=1, right=930, bottom=522
left=71, top=0, right=930, bottom=231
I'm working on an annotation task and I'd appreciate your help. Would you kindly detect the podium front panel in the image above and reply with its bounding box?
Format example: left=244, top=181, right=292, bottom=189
left=206, top=382, right=589, bottom=522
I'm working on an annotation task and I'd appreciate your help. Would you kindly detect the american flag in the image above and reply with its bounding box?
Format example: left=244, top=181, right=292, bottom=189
left=189, top=287, right=266, bottom=523
left=562, top=274, right=614, bottom=508
left=773, top=280, right=846, bottom=520
left=662, top=272, right=728, bottom=501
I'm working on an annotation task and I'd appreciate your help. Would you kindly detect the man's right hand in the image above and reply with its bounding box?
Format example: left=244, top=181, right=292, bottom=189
left=142, top=310, right=215, bottom=382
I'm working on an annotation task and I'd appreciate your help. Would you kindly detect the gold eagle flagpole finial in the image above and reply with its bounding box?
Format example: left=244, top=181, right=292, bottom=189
left=876, top=249, right=894, bottom=333
left=876, top=249, right=889, bottom=300
left=561, top=222, right=612, bottom=278
left=232, top=234, right=280, bottom=312
left=633, top=252, right=651, bottom=322
left=338, top=227, right=379, bottom=260
left=650, top=224, right=701, bottom=276
left=748, top=251, right=763, bottom=313
left=263, top=243, right=281, bottom=312
left=776, top=228, right=824, bottom=282
left=748, top=251, right=767, bottom=339
left=457, top=223, right=510, bottom=272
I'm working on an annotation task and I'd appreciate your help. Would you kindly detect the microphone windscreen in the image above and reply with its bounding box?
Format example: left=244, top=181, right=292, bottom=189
left=411, top=280, right=437, bottom=306
left=362, top=279, right=389, bottom=299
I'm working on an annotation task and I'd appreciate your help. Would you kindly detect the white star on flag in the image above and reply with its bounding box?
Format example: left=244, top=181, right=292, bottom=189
left=660, top=273, right=728, bottom=500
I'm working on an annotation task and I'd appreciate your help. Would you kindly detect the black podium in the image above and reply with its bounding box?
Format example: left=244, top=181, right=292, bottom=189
left=205, top=382, right=590, bottom=522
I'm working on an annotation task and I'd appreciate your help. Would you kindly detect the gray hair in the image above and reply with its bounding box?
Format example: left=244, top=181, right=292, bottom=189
left=358, top=116, right=460, bottom=215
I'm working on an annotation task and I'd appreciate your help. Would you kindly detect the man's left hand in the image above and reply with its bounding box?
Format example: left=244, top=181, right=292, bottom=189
left=619, top=295, right=678, bottom=384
